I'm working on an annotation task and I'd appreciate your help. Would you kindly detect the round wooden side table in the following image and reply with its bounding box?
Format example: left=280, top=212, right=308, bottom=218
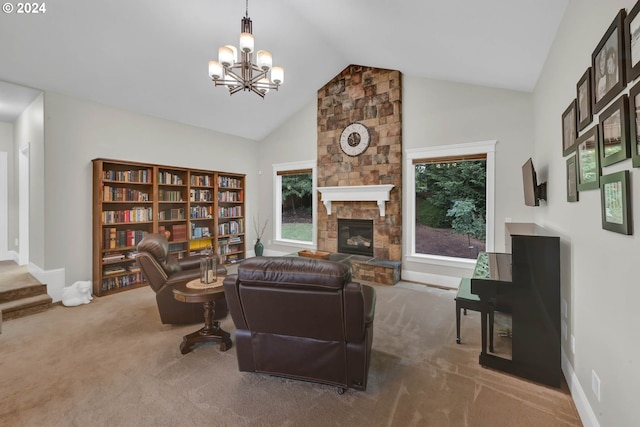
left=172, top=278, right=232, bottom=354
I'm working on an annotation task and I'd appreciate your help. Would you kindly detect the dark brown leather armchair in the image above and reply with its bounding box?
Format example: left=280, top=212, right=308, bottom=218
left=136, top=234, right=228, bottom=325
left=223, top=256, right=376, bottom=392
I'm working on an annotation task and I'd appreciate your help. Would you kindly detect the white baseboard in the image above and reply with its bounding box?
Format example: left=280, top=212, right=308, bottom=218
left=401, top=270, right=461, bottom=289
left=28, top=263, right=66, bottom=303
left=562, top=350, right=599, bottom=427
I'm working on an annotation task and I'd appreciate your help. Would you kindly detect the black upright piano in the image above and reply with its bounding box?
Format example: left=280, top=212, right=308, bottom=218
left=471, top=223, right=561, bottom=387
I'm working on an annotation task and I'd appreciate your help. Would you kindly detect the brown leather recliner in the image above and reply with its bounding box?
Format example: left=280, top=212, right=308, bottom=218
left=136, top=233, right=228, bottom=325
left=223, top=256, right=376, bottom=392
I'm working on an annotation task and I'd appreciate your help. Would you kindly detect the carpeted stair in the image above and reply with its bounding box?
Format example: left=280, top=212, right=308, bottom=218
left=0, top=282, right=52, bottom=321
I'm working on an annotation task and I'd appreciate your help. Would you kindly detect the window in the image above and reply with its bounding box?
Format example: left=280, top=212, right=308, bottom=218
left=405, top=141, right=496, bottom=265
left=273, top=161, right=316, bottom=247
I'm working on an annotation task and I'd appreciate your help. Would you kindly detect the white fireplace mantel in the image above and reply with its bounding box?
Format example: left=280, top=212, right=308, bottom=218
left=317, top=184, right=395, bottom=216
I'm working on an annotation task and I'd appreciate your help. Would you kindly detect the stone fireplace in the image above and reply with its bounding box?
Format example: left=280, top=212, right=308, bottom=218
left=316, top=65, right=402, bottom=284
left=338, top=219, right=374, bottom=257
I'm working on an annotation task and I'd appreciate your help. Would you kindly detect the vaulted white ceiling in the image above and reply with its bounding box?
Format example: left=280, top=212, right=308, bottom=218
left=0, top=0, right=568, bottom=140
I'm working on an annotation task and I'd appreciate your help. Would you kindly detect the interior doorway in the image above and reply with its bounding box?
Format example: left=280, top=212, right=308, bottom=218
left=18, top=143, right=29, bottom=266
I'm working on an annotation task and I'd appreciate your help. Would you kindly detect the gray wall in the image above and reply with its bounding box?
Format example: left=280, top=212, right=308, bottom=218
left=42, top=91, right=259, bottom=286
left=534, top=0, right=638, bottom=425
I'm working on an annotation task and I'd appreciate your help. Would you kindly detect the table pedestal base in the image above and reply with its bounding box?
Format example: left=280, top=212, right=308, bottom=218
left=180, top=300, right=232, bottom=354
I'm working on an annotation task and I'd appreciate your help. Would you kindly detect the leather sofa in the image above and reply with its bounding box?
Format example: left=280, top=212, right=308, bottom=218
left=136, top=233, right=228, bottom=324
left=223, top=256, right=376, bottom=392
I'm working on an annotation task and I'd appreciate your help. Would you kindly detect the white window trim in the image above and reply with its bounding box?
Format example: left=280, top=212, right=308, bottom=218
left=272, top=160, right=317, bottom=248
left=404, top=140, right=497, bottom=268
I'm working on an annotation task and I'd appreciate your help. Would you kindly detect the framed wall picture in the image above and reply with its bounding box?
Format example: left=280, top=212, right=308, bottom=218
left=598, top=94, right=630, bottom=167
left=562, top=99, right=577, bottom=156
left=628, top=79, right=640, bottom=167
left=577, top=68, right=593, bottom=131
left=566, top=154, right=579, bottom=202
left=592, top=9, right=627, bottom=114
left=625, top=0, right=640, bottom=82
left=576, top=125, right=601, bottom=191
left=600, top=170, right=632, bottom=235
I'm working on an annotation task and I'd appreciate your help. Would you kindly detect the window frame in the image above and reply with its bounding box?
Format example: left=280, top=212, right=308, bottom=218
left=272, top=160, right=317, bottom=248
left=405, top=140, right=496, bottom=268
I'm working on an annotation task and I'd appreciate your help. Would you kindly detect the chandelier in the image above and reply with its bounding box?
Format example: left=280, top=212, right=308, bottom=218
left=208, top=0, right=284, bottom=98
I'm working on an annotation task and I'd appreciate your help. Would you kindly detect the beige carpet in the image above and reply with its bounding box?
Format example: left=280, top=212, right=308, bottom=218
left=0, top=281, right=581, bottom=427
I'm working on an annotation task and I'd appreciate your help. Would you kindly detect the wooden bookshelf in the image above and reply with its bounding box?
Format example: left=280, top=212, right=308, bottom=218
left=93, top=159, right=245, bottom=297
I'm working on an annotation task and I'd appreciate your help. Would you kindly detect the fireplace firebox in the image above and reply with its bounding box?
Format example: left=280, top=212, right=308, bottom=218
left=337, top=219, right=374, bottom=257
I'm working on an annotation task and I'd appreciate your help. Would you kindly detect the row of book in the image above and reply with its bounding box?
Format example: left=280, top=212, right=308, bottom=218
left=218, top=176, right=242, bottom=189
left=218, top=243, right=243, bottom=255
left=158, top=189, right=183, bottom=202
left=190, top=174, right=212, bottom=187
left=191, top=226, right=211, bottom=239
left=101, top=272, right=144, bottom=292
left=218, top=190, right=243, bottom=202
left=102, top=228, right=148, bottom=249
left=101, top=251, right=137, bottom=263
left=219, top=206, right=242, bottom=218
left=159, top=208, right=185, bottom=220
left=102, top=207, right=153, bottom=224
left=157, top=224, right=188, bottom=241
left=190, top=206, right=212, bottom=219
left=190, top=189, right=212, bottom=202
left=221, top=254, right=243, bottom=264
left=158, top=171, right=183, bottom=185
left=218, top=219, right=244, bottom=235
left=103, top=186, right=150, bottom=202
left=103, top=169, right=152, bottom=183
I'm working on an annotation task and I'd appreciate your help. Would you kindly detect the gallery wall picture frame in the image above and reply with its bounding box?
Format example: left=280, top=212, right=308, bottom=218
left=598, top=94, right=630, bottom=167
left=566, top=154, right=579, bottom=202
left=562, top=99, right=577, bottom=156
left=628, top=79, right=640, bottom=167
left=600, top=170, right=632, bottom=235
left=577, top=68, right=593, bottom=131
left=625, top=0, right=640, bottom=82
left=576, top=125, right=601, bottom=191
left=592, top=9, right=627, bottom=114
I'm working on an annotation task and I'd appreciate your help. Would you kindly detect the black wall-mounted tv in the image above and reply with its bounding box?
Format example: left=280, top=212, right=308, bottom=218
left=522, top=158, right=547, bottom=207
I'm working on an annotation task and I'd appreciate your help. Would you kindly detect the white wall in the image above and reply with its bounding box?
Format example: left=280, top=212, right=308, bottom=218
left=534, top=1, right=638, bottom=426
left=13, top=94, right=44, bottom=266
left=0, top=122, right=13, bottom=259
left=41, top=92, right=258, bottom=300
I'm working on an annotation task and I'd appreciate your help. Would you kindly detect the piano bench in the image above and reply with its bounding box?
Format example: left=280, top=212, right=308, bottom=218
left=455, top=278, right=494, bottom=351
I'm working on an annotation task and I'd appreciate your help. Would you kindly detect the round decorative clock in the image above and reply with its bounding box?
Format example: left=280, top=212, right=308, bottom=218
left=339, top=123, right=370, bottom=156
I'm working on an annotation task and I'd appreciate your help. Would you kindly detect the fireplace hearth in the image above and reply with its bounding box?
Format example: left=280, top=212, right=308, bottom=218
left=338, top=219, right=374, bottom=257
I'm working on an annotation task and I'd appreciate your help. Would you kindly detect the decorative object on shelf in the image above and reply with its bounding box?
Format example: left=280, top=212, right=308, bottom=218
left=600, top=170, right=632, bottom=235
left=561, top=99, right=577, bottom=156
left=576, top=125, right=601, bottom=191
left=340, top=122, right=370, bottom=156
left=598, top=94, right=630, bottom=167
left=591, top=9, right=626, bottom=114
left=200, top=247, right=217, bottom=284
left=208, top=0, right=284, bottom=98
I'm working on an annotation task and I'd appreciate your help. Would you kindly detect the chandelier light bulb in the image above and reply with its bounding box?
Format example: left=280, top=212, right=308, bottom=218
left=224, top=45, right=238, bottom=64
left=239, top=32, right=254, bottom=53
left=271, top=66, right=284, bottom=85
left=209, top=61, right=223, bottom=79
left=257, top=50, right=272, bottom=71
left=218, top=46, right=234, bottom=67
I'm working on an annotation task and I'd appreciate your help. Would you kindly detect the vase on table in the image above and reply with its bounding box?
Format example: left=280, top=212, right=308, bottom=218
left=254, top=239, right=264, bottom=257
